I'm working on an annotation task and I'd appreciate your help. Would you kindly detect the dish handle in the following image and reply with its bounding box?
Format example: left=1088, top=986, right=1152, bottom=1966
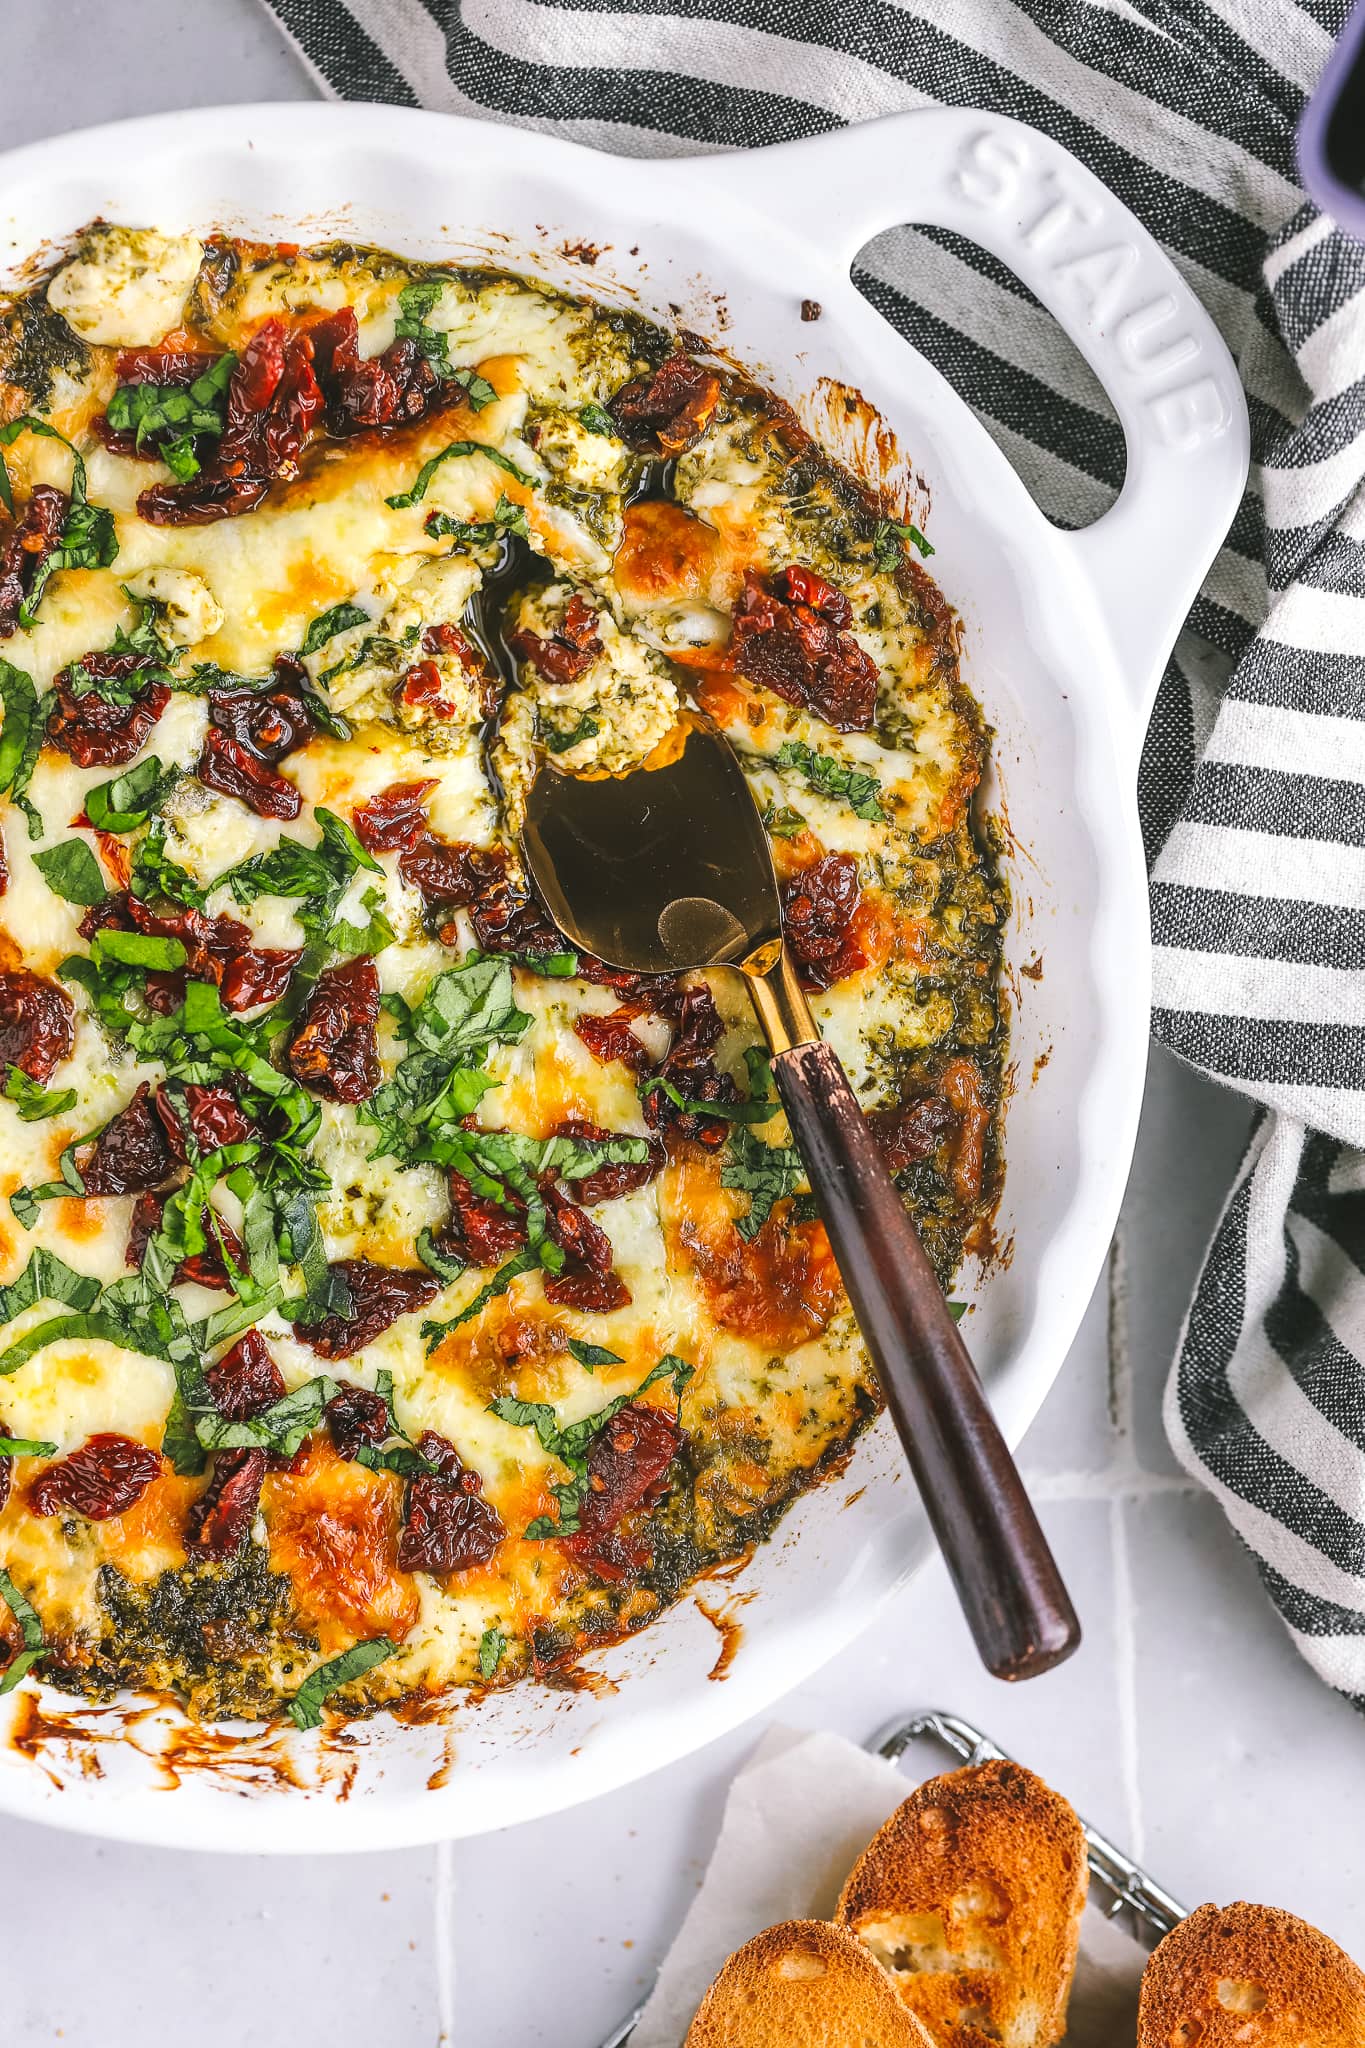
left=713, top=109, right=1251, bottom=753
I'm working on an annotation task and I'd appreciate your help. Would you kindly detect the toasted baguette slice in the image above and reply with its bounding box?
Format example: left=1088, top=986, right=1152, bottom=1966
left=1138, top=1900, right=1365, bottom=2047
left=684, top=1919, right=939, bottom=2047
left=835, top=1760, right=1087, bottom=2047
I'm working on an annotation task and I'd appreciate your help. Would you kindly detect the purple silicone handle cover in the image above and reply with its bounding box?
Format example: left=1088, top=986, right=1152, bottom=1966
left=1298, top=0, right=1365, bottom=242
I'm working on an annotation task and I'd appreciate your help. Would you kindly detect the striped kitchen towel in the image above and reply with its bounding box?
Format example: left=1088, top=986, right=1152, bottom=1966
left=260, top=0, right=1365, bottom=1704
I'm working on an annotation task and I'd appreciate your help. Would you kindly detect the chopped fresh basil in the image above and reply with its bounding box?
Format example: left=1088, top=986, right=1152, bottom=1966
left=0, top=1435, right=56, bottom=1458
left=221, top=805, right=385, bottom=949
left=0, top=417, right=119, bottom=624
left=287, top=1637, right=399, bottom=1731
left=871, top=515, right=934, bottom=567
left=104, top=353, right=236, bottom=480
left=299, top=601, right=369, bottom=658
left=424, top=493, right=530, bottom=547
left=0, top=1248, right=101, bottom=1330
left=949, top=1299, right=966, bottom=1321
left=385, top=440, right=535, bottom=511
left=774, top=740, right=887, bottom=824
left=0, top=658, right=45, bottom=838
left=761, top=801, right=807, bottom=839
left=0, top=1310, right=136, bottom=1379
left=500, top=1354, right=693, bottom=1539
left=422, top=1245, right=541, bottom=1353
left=130, top=821, right=207, bottom=909
left=567, top=1339, right=622, bottom=1371
left=477, top=1625, right=507, bottom=1681
left=0, top=1567, right=46, bottom=1696
left=85, top=754, right=174, bottom=834
left=721, top=1125, right=805, bottom=1239
left=416, top=1227, right=465, bottom=1286
left=408, top=956, right=531, bottom=1063
left=542, top=711, right=600, bottom=755
left=649, top=1075, right=778, bottom=1126
left=195, top=1372, right=342, bottom=1459
left=577, top=402, right=615, bottom=436
left=3, top=1066, right=76, bottom=1123
left=32, top=838, right=106, bottom=906
left=90, top=928, right=187, bottom=973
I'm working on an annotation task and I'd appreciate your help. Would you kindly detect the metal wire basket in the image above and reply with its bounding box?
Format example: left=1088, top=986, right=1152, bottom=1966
left=599, top=1707, right=1188, bottom=2046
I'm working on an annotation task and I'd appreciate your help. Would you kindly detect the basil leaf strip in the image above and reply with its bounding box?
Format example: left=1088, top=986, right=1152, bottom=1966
left=0, top=658, right=45, bottom=837
left=288, top=1637, right=399, bottom=1731
left=4, top=1066, right=76, bottom=1123
left=774, top=740, right=888, bottom=824
left=477, top=1626, right=507, bottom=1681
left=0, top=1435, right=56, bottom=1458
left=385, top=441, right=535, bottom=511
left=721, top=1126, right=805, bottom=1240
left=0, top=1568, right=46, bottom=1696
left=32, top=838, right=106, bottom=906
left=86, top=754, right=174, bottom=833
left=299, top=602, right=369, bottom=657
left=0, top=417, right=119, bottom=625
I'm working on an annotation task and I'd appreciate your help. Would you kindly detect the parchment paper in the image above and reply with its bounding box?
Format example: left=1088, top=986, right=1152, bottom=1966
left=630, top=1727, right=1145, bottom=2047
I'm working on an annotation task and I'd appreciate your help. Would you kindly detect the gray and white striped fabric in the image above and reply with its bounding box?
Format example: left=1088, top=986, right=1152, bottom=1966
left=260, top=0, right=1365, bottom=1703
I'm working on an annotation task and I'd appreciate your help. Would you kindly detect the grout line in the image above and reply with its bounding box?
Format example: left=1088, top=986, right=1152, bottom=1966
left=1022, top=1470, right=1200, bottom=1502
left=1111, top=1492, right=1146, bottom=1862
left=1106, top=1225, right=1130, bottom=1440
left=435, top=1840, right=457, bottom=2045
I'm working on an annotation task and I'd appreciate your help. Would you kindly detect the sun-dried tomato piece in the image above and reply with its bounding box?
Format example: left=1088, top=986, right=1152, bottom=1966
left=154, top=1080, right=258, bottom=1161
left=288, top=955, right=381, bottom=1104
left=607, top=349, right=720, bottom=456
left=398, top=1430, right=505, bottom=1575
left=114, top=344, right=223, bottom=387
left=310, top=309, right=449, bottom=436
left=866, top=1094, right=959, bottom=1175
left=396, top=658, right=461, bottom=721
left=564, top=1402, right=683, bottom=1580
left=551, top=1117, right=665, bottom=1207
left=542, top=1186, right=631, bottom=1312
left=0, top=822, right=9, bottom=898
left=217, top=319, right=323, bottom=479
left=325, top=1383, right=392, bottom=1462
left=782, top=853, right=866, bottom=989
left=728, top=568, right=879, bottom=731
left=196, top=723, right=302, bottom=819
left=206, top=1327, right=287, bottom=1422
left=574, top=1008, right=653, bottom=1076
left=137, top=473, right=270, bottom=525
left=0, top=1446, right=10, bottom=1515
left=506, top=593, right=603, bottom=685
left=439, top=1168, right=529, bottom=1269
left=185, top=1446, right=268, bottom=1560
left=422, top=622, right=478, bottom=664
left=126, top=1191, right=245, bottom=1289
left=0, top=485, right=68, bottom=638
left=208, top=680, right=316, bottom=765
left=137, top=321, right=322, bottom=526
left=468, top=878, right=566, bottom=960
left=218, top=945, right=302, bottom=1012
left=352, top=778, right=437, bottom=854
left=188, top=1448, right=269, bottom=1557
left=29, top=1433, right=162, bottom=1521
left=295, top=1258, right=440, bottom=1361
left=641, top=983, right=739, bottom=1149
left=47, top=658, right=171, bottom=768
left=77, top=1082, right=175, bottom=1196
left=398, top=831, right=505, bottom=907
left=0, top=970, right=74, bottom=1083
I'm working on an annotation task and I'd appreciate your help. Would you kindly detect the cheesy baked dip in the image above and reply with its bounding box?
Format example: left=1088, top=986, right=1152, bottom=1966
left=0, top=226, right=1005, bottom=1727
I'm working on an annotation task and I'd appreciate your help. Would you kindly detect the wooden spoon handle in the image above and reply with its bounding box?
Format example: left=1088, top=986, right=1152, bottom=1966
left=770, top=1038, right=1081, bottom=1681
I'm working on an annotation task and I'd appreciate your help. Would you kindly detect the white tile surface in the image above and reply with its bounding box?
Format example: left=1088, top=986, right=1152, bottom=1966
left=5, top=13, right=1364, bottom=2043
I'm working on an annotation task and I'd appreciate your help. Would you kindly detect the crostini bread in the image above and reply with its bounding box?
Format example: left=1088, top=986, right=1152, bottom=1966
left=835, top=1759, right=1087, bottom=2047
left=683, top=1919, right=939, bottom=2047
left=1138, top=1900, right=1365, bottom=2047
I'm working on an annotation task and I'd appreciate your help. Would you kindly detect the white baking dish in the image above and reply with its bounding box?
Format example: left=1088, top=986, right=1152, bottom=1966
left=0, top=102, right=1247, bottom=1852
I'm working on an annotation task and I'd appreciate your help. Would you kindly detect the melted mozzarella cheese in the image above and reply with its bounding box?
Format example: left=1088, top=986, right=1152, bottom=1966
left=46, top=228, right=205, bottom=346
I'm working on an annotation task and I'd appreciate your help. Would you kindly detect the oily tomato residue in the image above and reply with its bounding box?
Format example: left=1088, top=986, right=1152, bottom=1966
left=660, top=1149, right=842, bottom=1349
left=264, top=1438, right=419, bottom=1648
left=694, top=1594, right=746, bottom=1682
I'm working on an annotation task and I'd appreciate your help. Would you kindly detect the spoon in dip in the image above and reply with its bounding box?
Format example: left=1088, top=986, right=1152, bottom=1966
left=523, top=712, right=1080, bottom=1681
